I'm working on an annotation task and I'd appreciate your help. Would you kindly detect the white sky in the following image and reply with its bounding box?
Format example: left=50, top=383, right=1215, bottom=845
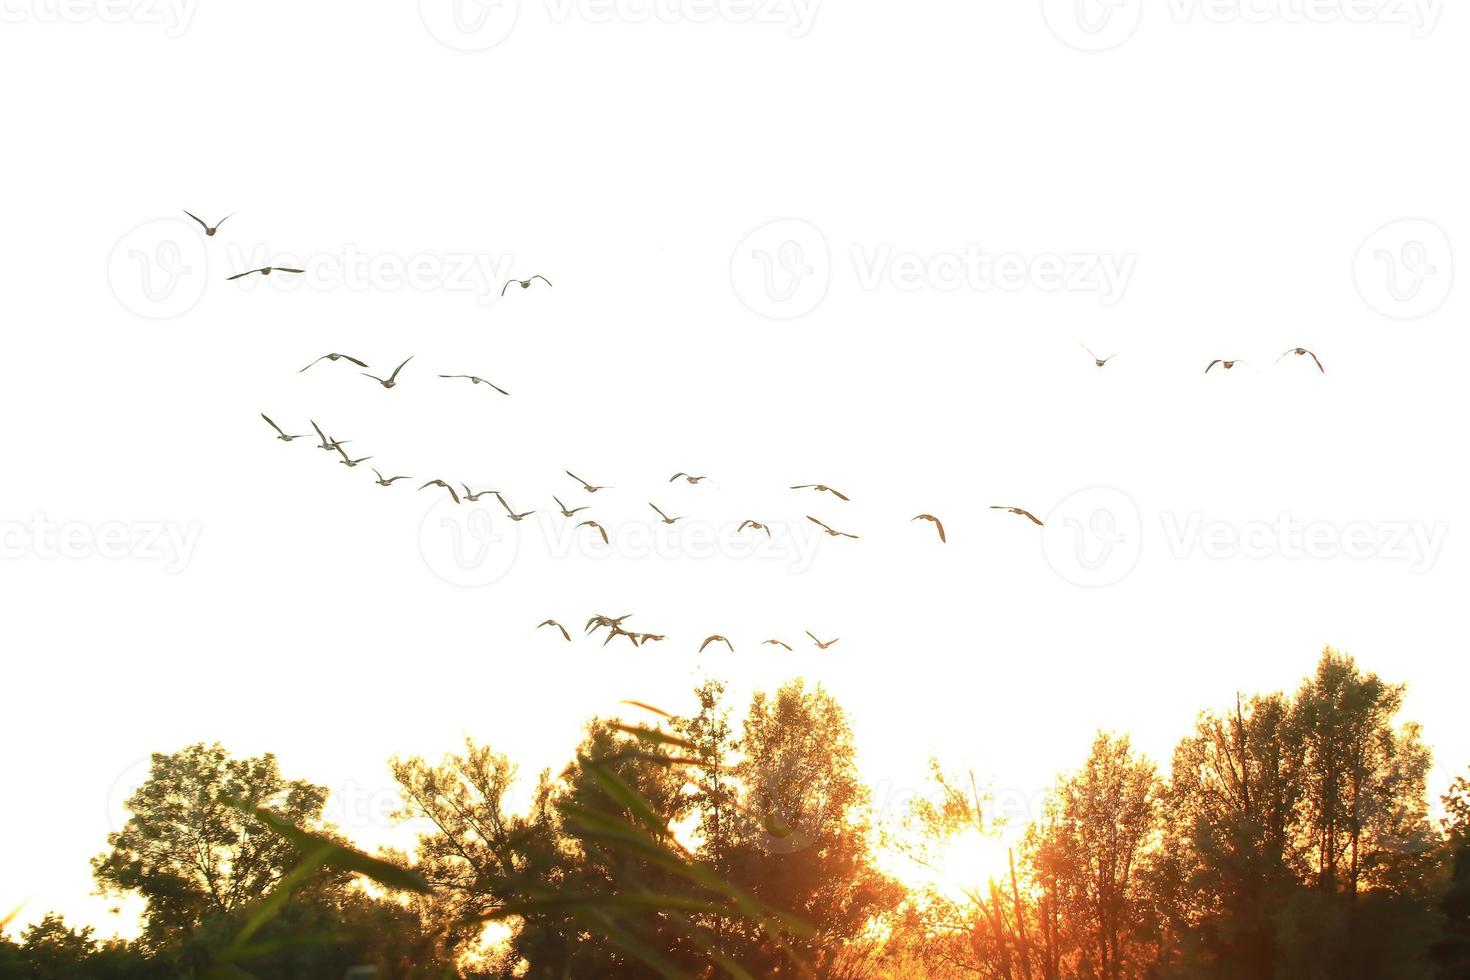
left=1, top=0, right=1467, bottom=940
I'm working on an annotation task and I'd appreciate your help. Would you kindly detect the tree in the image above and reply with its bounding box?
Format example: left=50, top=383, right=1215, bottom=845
left=1433, top=770, right=1470, bottom=978
left=724, top=680, right=903, bottom=975
left=93, top=742, right=341, bottom=948
left=1025, top=733, right=1160, bottom=980
left=1153, top=692, right=1305, bottom=978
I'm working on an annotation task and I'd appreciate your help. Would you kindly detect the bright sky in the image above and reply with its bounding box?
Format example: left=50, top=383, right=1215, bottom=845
left=1, top=0, right=1466, bottom=940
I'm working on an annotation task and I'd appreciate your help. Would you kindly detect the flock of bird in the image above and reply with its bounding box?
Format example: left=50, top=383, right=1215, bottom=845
left=535, top=613, right=842, bottom=655
left=204, top=208, right=1327, bottom=654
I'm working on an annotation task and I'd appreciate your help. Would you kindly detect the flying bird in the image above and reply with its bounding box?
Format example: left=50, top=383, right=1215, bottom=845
left=991, top=506, right=1043, bottom=526
left=310, top=420, right=348, bottom=452
left=336, top=445, right=372, bottom=468
left=649, top=503, right=683, bottom=525
left=1081, top=345, right=1117, bottom=367
left=738, top=520, right=772, bottom=538
left=420, top=480, right=461, bottom=504
left=261, top=414, right=309, bottom=442
left=553, top=496, right=589, bottom=518
left=632, top=633, right=666, bottom=646
left=227, top=266, right=303, bottom=280
left=566, top=470, right=612, bottom=493
left=807, top=516, right=859, bottom=539
left=669, top=472, right=709, bottom=484
left=461, top=484, right=500, bottom=502
left=806, top=631, right=840, bottom=650
left=372, top=470, right=410, bottom=486
left=762, top=639, right=792, bottom=651
left=439, top=374, right=509, bottom=396
left=602, top=625, right=640, bottom=648
left=1205, top=359, right=1246, bottom=374
left=299, top=353, right=368, bottom=373
left=586, top=614, right=633, bottom=636
left=363, top=356, right=414, bottom=389
left=501, top=275, right=552, bottom=296
left=1277, top=348, right=1325, bottom=373
left=700, top=635, right=735, bottom=654
left=183, top=210, right=233, bottom=237
left=791, top=484, right=850, bottom=501
left=496, top=494, right=535, bottom=521
left=913, top=514, right=946, bottom=543
left=537, top=620, right=572, bottom=642
left=578, top=520, right=611, bottom=545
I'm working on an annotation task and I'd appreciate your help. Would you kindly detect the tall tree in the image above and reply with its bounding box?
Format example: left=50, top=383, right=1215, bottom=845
left=92, top=743, right=341, bottom=949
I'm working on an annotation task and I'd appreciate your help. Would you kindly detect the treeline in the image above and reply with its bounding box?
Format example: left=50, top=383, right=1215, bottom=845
left=3, top=648, right=1469, bottom=979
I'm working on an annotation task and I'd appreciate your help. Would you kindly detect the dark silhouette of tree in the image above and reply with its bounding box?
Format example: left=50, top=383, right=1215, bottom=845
left=92, top=743, right=343, bottom=949
left=1433, top=771, right=1470, bottom=978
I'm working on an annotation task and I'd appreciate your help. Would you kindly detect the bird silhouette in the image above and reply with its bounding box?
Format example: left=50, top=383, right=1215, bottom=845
left=792, top=484, right=850, bottom=501
left=496, top=494, right=535, bottom=521
left=335, top=445, right=372, bottom=467
left=1205, top=359, right=1246, bottom=374
left=553, top=496, right=589, bottom=518
left=1277, top=348, right=1325, bottom=373
left=586, top=614, right=633, bottom=636
left=261, top=414, right=309, bottom=442
left=632, top=633, right=666, bottom=646
left=737, top=520, right=772, bottom=538
left=913, top=514, right=946, bottom=542
left=806, top=631, right=840, bottom=650
left=649, top=503, right=683, bottom=525
left=372, top=470, right=410, bottom=486
left=669, top=472, right=709, bottom=484
left=566, top=470, right=612, bottom=493
left=227, top=266, right=303, bottom=280
left=420, top=480, right=461, bottom=504
left=537, top=620, right=572, bottom=641
left=299, top=353, right=368, bottom=373
left=461, top=484, right=500, bottom=502
left=762, top=639, right=792, bottom=651
left=501, top=275, right=552, bottom=296
left=363, top=356, right=414, bottom=389
left=184, top=210, right=233, bottom=237
left=439, top=374, right=509, bottom=396
left=700, top=635, right=735, bottom=654
left=1081, top=345, right=1117, bottom=367
left=578, top=520, right=611, bottom=545
left=991, top=505, right=1043, bottom=526
left=807, top=516, right=859, bottom=539
left=310, top=421, right=349, bottom=452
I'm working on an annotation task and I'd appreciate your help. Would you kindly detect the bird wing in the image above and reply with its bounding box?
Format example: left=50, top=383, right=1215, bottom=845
left=1308, top=351, right=1325, bottom=373
left=227, top=269, right=259, bottom=281
left=183, top=210, right=208, bottom=231
left=387, top=356, right=413, bottom=382
left=1018, top=509, right=1043, bottom=525
left=531, top=275, right=552, bottom=287
left=261, top=414, right=286, bottom=436
left=807, top=515, right=832, bottom=532
left=1205, top=360, right=1222, bottom=373
left=340, top=354, right=368, bottom=368
left=699, top=636, right=717, bottom=653
left=299, top=355, right=329, bottom=373
left=486, top=380, right=510, bottom=396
